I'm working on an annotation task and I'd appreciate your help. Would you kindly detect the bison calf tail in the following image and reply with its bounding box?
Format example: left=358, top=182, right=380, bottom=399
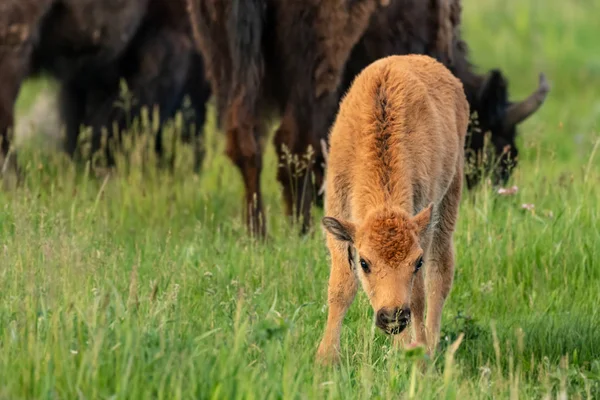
left=227, top=0, right=266, bottom=114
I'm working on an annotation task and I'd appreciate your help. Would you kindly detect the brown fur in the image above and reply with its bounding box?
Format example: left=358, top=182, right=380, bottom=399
left=0, top=0, right=53, bottom=176
left=190, top=0, right=388, bottom=237
left=317, top=54, right=469, bottom=364
left=0, top=0, right=211, bottom=180
left=435, top=0, right=455, bottom=65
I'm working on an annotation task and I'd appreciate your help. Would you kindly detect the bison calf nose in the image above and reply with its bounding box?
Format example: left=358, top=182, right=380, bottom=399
left=376, top=307, right=411, bottom=334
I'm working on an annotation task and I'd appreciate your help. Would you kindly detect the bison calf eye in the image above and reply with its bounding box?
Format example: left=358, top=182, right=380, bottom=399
left=359, top=258, right=370, bottom=274
left=414, top=256, right=424, bottom=273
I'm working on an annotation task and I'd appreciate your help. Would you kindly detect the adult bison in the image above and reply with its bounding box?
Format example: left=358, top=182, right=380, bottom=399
left=340, top=0, right=550, bottom=189
left=189, top=0, right=548, bottom=238
left=0, top=0, right=211, bottom=179
left=189, top=0, right=397, bottom=238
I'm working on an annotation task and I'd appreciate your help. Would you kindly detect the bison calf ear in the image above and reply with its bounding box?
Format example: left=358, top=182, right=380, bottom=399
left=412, top=203, right=434, bottom=236
left=322, top=217, right=356, bottom=243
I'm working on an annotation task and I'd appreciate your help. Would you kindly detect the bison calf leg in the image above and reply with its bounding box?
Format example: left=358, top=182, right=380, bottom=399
left=316, top=241, right=358, bottom=364
left=424, top=239, right=455, bottom=356
left=425, top=174, right=461, bottom=355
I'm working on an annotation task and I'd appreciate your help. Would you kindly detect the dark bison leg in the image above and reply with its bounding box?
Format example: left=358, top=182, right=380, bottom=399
left=0, top=1, right=52, bottom=181
left=274, top=104, right=319, bottom=235
left=84, top=28, right=192, bottom=167
left=59, top=82, right=86, bottom=159
left=274, top=89, right=338, bottom=234
left=311, top=96, right=337, bottom=210
left=180, top=52, right=211, bottom=173
left=126, top=28, right=193, bottom=169
left=0, top=78, right=19, bottom=178
left=192, top=0, right=266, bottom=236
left=0, top=49, right=29, bottom=179
left=84, top=80, right=123, bottom=168
left=271, top=0, right=382, bottom=229
left=225, top=107, right=266, bottom=238
left=221, top=0, right=267, bottom=237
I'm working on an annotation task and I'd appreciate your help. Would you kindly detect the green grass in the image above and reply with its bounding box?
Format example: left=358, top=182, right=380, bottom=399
left=2, top=0, right=600, bottom=398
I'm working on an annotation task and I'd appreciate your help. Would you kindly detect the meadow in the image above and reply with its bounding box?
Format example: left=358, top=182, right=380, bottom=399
left=1, top=0, right=599, bottom=398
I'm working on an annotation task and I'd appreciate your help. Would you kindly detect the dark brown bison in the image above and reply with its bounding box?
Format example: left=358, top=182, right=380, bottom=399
left=189, top=0, right=396, bottom=237
left=189, top=0, right=548, bottom=238
left=340, top=0, right=550, bottom=189
left=0, top=0, right=211, bottom=179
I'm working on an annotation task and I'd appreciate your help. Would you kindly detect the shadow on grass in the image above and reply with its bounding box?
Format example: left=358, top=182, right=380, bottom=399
left=437, top=311, right=600, bottom=392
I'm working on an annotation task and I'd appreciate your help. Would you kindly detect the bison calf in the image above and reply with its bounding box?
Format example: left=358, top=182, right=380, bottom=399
left=316, top=54, right=469, bottom=363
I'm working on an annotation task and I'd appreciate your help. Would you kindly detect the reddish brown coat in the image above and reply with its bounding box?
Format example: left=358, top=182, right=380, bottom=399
left=318, top=54, right=469, bottom=363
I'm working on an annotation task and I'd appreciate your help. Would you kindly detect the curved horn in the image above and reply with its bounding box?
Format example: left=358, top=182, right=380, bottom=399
left=504, top=73, right=550, bottom=127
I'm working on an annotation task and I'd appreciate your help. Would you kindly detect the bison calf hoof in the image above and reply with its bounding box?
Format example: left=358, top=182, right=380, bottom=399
left=315, top=344, right=341, bottom=366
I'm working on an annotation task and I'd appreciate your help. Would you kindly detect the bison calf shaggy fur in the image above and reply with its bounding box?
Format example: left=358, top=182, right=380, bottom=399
left=317, top=55, right=469, bottom=364
left=0, top=0, right=211, bottom=179
left=189, top=0, right=390, bottom=237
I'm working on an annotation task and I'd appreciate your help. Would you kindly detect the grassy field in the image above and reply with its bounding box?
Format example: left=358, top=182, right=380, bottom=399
left=2, top=0, right=600, bottom=398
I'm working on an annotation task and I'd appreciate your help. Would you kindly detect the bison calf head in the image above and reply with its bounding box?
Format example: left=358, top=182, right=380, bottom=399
left=466, top=70, right=550, bottom=189
left=322, top=204, right=433, bottom=335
